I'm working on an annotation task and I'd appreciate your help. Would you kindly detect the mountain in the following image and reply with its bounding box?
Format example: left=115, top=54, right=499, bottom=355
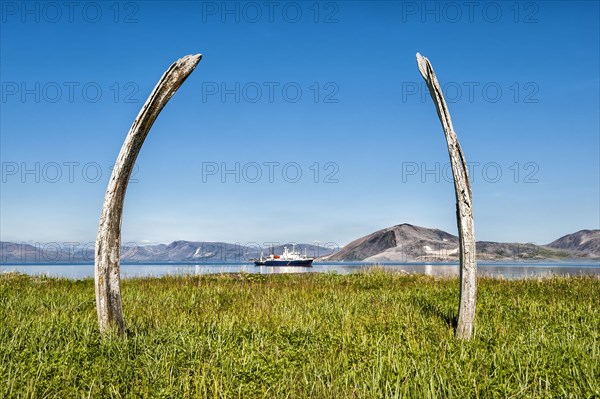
left=323, top=224, right=458, bottom=262
left=546, top=230, right=600, bottom=257
left=0, top=241, right=336, bottom=264
left=323, top=224, right=599, bottom=262
left=2, top=228, right=597, bottom=264
left=134, top=241, right=248, bottom=262
left=1, top=242, right=49, bottom=263
left=123, top=241, right=335, bottom=263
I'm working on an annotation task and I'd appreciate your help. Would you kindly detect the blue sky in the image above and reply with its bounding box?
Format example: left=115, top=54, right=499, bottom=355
left=1, top=1, right=599, bottom=247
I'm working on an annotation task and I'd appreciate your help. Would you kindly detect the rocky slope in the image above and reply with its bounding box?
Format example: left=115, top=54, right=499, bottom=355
left=546, top=230, right=600, bottom=257
left=323, top=224, right=598, bottom=262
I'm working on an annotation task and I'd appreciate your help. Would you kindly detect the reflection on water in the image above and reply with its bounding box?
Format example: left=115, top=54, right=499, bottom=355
left=254, top=265, right=312, bottom=274
left=1, top=261, right=598, bottom=280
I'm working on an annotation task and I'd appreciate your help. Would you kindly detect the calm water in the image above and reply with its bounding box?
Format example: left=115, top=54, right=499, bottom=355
left=1, top=261, right=599, bottom=280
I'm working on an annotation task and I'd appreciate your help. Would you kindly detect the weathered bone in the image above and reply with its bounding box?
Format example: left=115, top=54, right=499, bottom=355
left=95, top=54, right=202, bottom=335
left=416, top=53, right=477, bottom=339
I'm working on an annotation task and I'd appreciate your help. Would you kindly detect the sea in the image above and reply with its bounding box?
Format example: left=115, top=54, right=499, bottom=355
left=1, top=261, right=599, bottom=280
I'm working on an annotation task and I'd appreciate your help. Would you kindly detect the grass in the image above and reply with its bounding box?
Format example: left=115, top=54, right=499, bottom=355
left=0, top=270, right=598, bottom=398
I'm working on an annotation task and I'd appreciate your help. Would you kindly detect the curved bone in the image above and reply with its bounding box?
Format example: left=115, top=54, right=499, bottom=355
left=416, top=53, right=477, bottom=339
left=95, top=54, right=202, bottom=335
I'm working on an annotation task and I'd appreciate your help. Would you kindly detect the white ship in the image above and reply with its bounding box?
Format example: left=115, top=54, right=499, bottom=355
left=254, top=245, right=314, bottom=266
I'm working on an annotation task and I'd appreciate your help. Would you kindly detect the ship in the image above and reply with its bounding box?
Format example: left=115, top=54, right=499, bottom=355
left=254, top=245, right=314, bottom=266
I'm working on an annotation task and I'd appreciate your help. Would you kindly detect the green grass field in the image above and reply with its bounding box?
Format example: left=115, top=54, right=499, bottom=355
left=1, top=270, right=598, bottom=398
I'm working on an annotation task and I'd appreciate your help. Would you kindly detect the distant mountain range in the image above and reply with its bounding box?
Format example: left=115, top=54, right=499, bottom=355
left=323, top=224, right=599, bottom=262
left=1, top=225, right=598, bottom=264
left=0, top=241, right=336, bottom=264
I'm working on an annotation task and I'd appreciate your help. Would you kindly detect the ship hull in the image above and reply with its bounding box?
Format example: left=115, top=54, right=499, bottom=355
left=254, top=259, right=313, bottom=267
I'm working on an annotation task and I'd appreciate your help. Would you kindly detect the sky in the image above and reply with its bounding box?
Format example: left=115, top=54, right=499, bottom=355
left=1, top=0, right=599, bottom=249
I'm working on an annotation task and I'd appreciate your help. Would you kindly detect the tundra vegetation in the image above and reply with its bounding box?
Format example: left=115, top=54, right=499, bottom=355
left=1, top=270, right=598, bottom=398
